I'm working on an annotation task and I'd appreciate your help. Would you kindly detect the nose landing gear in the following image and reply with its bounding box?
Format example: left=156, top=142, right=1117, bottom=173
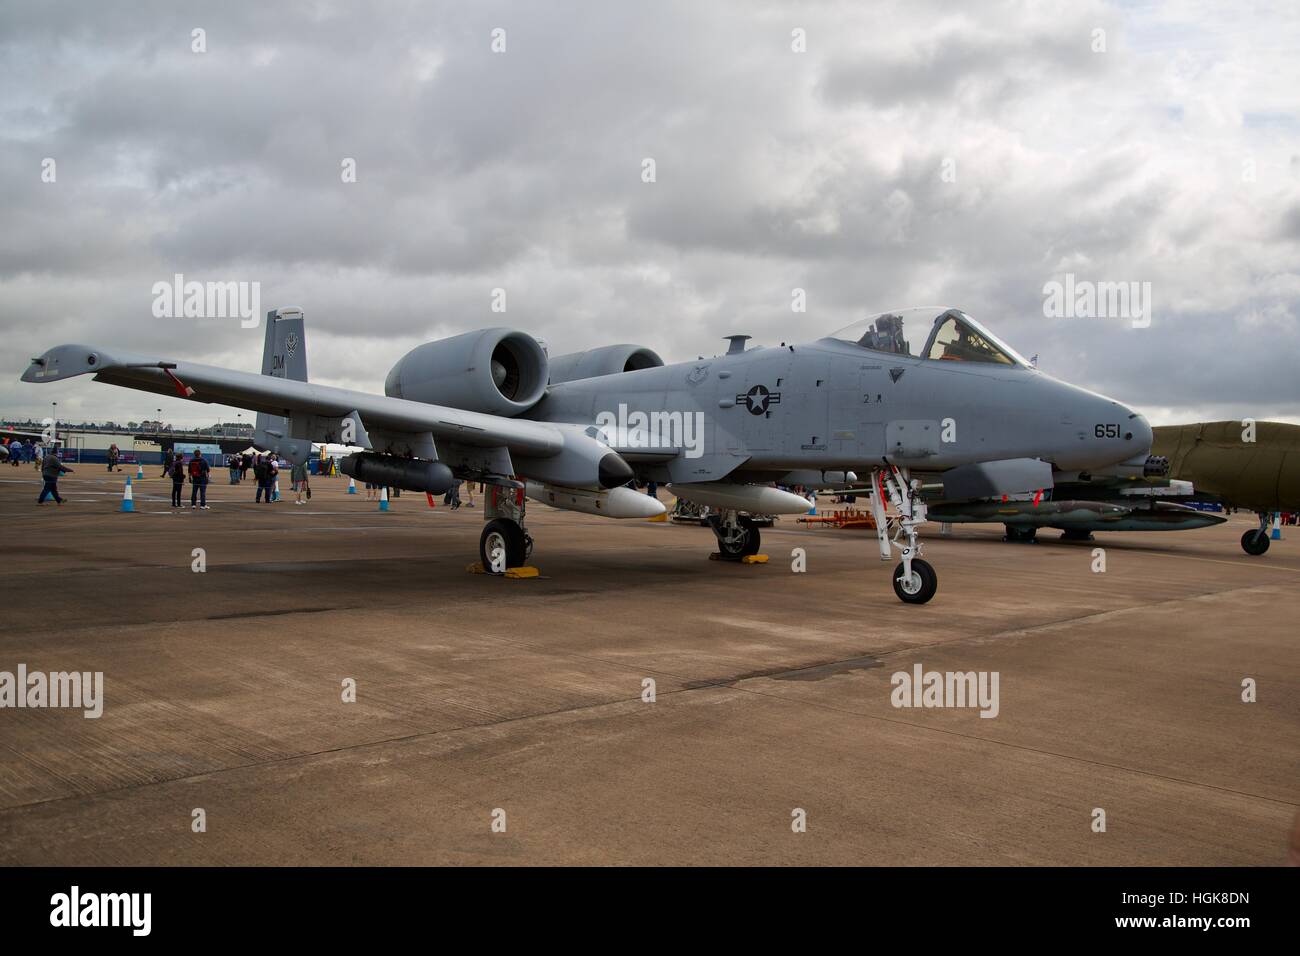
left=868, top=464, right=937, bottom=604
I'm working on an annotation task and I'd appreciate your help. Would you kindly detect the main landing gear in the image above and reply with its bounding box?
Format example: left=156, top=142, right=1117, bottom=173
left=867, top=464, right=937, bottom=604
left=479, top=484, right=534, bottom=574
left=1241, top=512, right=1272, bottom=556
left=707, top=512, right=761, bottom=560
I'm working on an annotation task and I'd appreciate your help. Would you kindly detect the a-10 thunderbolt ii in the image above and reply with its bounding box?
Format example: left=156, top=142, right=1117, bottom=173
left=22, top=305, right=1154, bottom=604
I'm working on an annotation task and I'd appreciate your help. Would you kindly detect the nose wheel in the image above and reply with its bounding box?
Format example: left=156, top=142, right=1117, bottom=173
left=893, top=557, right=938, bottom=603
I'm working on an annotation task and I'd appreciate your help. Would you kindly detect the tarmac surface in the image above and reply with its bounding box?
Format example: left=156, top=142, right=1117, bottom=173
left=1, top=466, right=1296, bottom=865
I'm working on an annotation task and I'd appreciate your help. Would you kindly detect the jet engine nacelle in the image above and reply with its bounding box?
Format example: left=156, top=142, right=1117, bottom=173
left=384, top=328, right=548, bottom=417
left=514, top=429, right=635, bottom=490
left=547, top=344, right=664, bottom=385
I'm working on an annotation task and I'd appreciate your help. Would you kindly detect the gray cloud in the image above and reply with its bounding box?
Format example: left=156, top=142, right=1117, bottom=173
left=1, top=0, right=1298, bottom=427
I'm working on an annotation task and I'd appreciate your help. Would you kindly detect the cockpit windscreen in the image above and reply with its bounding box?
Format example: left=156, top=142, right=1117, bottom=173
left=829, top=307, right=1030, bottom=367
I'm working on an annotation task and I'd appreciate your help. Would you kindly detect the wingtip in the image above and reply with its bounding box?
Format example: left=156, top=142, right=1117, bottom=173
left=21, top=345, right=111, bottom=383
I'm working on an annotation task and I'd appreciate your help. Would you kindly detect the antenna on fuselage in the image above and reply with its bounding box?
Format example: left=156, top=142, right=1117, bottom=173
left=724, top=335, right=751, bottom=355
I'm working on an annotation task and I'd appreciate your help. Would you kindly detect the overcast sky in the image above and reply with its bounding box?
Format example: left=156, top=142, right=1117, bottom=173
left=2, top=0, right=1298, bottom=428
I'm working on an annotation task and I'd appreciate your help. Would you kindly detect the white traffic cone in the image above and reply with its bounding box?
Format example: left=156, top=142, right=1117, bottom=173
left=378, top=487, right=389, bottom=512
left=136, top=462, right=144, bottom=479
left=121, top=476, right=135, bottom=512
left=347, top=477, right=357, bottom=494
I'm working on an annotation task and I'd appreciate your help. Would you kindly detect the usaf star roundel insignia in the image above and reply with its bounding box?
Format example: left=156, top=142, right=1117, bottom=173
left=737, top=384, right=782, bottom=415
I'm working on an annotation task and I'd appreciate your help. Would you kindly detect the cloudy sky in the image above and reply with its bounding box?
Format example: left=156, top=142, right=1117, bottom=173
left=2, top=0, right=1298, bottom=428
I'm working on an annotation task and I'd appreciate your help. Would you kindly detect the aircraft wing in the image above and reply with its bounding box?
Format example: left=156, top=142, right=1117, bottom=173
left=22, top=343, right=564, bottom=458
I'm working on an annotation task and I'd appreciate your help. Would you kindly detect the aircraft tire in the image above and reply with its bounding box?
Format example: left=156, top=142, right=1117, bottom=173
left=709, top=515, right=759, bottom=560
left=481, top=519, right=526, bottom=572
left=893, top=558, right=937, bottom=604
left=1241, top=528, right=1271, bottom=556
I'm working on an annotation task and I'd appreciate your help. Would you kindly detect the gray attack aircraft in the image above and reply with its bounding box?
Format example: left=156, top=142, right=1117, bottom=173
left=23, top=305, right=1155, bottom=604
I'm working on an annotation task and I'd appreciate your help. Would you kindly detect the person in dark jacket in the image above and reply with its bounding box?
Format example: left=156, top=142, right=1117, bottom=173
left=188, top=449, right=211, bottom=509
left=38, top=451, right=71, bottom=505
left=254, top=454, right=272, bottom=503
left=166, top=452, right=185, bottom=507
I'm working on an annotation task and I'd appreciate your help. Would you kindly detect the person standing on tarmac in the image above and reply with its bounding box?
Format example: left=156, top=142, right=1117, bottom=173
left=165, top=451, right=185, bottom=507
left=292, top=459, right=309, bottom=505
left=254, top=454, right=273, bottom=504
left=107, top=443, right=120, bottom=472
left=38, top=450, right=71, bottom=505
left=188, top=448, right=211, bottom=509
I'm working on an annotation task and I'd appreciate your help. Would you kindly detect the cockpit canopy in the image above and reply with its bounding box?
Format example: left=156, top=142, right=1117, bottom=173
left=829, top=307, right=1031, bottom=368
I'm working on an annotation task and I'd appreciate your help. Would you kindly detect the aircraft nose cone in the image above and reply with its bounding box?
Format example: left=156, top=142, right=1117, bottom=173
left=1127, top=409, right=1153, bottom=453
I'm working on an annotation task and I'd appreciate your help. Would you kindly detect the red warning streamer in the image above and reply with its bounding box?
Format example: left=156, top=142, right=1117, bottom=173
left=162, top=368, right=195, bottom=398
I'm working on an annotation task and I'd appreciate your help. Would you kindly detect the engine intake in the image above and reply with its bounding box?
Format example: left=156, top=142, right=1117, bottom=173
left=384, top=328, right=548, bottom=416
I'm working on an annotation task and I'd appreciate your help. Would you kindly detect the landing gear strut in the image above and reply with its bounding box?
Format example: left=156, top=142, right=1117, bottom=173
left=708, top=511, right=761, bottom=560
left=868, top=464, right=937, bottom=604
left=1241, top=512, right=1271, bottom=556
left=480, top=484, right=534, bottom=573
